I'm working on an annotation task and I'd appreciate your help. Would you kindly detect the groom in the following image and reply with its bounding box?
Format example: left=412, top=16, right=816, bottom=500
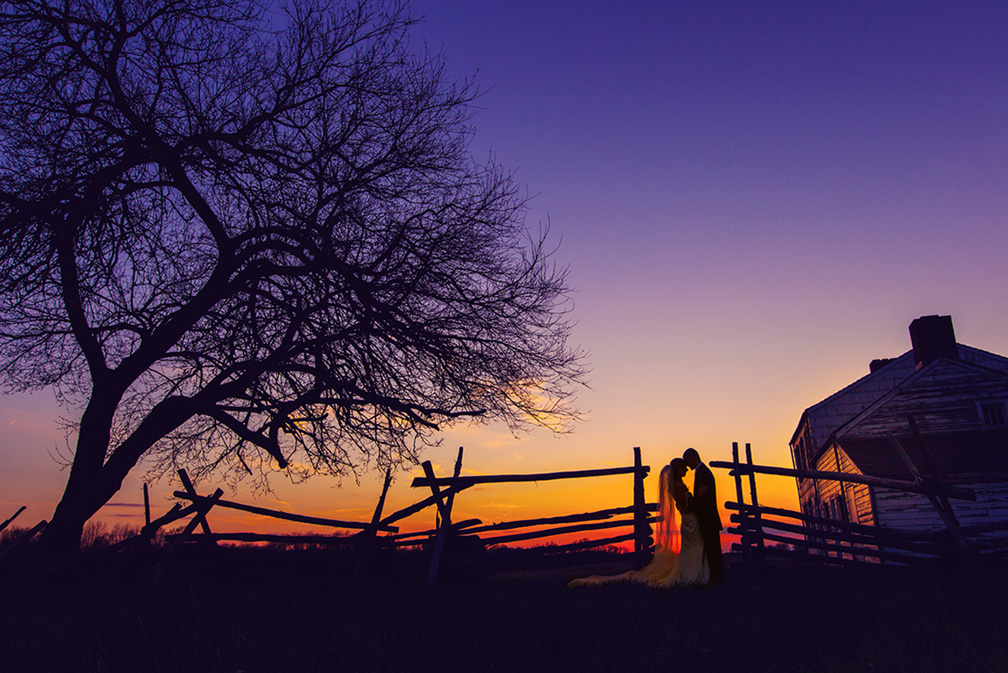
left=684, top=447, right=724, bottom=584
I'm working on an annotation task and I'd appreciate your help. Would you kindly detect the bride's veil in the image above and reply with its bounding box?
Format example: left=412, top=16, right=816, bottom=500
left=655, top=465, right=680, bottom=554
left=566, top=463, right=680, bottom=588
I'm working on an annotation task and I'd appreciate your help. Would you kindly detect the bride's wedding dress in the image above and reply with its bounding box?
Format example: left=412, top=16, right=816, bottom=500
left=662, top=510, right=709, bottom=586
left=568, top=466, right=709, bottom=588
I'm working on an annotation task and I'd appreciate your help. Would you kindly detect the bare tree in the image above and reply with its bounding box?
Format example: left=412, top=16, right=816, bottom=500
left=0, top=0, right=585, bottom=553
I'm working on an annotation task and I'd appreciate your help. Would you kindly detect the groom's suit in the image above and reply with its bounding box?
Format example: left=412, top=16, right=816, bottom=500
left=692, top=461, right=724, bottom=583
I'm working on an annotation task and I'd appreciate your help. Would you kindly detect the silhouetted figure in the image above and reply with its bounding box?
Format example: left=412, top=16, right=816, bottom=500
left=568, top=460, right=709, bottom=587
left=684, top=447, right=724, bottom=584
left=665, top=457, right=710, bottom=585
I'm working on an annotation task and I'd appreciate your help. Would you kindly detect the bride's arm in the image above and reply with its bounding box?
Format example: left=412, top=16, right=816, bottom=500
left=673, top=483, right=693, bottom=513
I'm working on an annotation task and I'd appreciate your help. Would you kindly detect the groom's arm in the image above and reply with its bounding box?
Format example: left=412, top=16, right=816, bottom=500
left=695, top=465, right=715, bottom=501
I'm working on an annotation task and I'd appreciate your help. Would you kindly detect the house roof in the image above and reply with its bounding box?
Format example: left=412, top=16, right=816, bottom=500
left=805, top=355, right=1008, bottom=476
left=791, top=351, right=917, bottom=448
left=833, top=356, right=1008, bottom=442
left=793, top=344, right=1008, bottom=452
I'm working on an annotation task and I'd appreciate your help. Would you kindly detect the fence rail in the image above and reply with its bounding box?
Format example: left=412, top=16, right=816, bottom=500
left=172, top=491, right=399, bottom=533
left=410, top=465, right=645, bottom=488
left=714, top=442, right=1008, bottom=570
left=407, top=447, right=654, bottom=585
left=110, top=448, right=656, bottom=586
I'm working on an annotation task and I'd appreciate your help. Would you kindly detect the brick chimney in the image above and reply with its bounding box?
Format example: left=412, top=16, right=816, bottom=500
left=909, top=315, right=958, bottom=370
left=869, top=358, right=894, bottom=373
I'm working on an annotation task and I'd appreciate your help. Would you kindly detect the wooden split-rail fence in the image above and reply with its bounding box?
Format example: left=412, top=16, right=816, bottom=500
left=13, top=439, right=1002, bottom=582
left=715, top=442, right=1008, bottom=570
left=46, top=447, right=657, bottom=585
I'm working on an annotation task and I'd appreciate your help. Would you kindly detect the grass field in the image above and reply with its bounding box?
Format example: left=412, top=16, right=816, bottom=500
left=1, top=548, right=1006, bottom=672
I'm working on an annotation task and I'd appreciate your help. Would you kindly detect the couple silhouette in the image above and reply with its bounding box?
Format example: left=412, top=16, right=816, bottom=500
left=569, top=448, right=723, bottom=588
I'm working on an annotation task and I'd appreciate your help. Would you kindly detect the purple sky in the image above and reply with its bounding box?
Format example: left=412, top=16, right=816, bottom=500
left=403, top=0, right=1008, bottom=505
left=2, top=1, right=1007, bottom=526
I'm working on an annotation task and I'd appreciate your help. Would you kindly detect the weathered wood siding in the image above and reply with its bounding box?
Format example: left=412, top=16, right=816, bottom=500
left=791, top=422, right=822, bottom=519
left=812, top=446, right=874, bottom=525
left=795, top=344, right=1008, bottom=453
left=803, top=352, right=917, bottom=449
left=788, top=341, right=1008, bottom=555
left=843, top=359, right=1008, bottom=440
left=874, top=476, right=1008, bottom=540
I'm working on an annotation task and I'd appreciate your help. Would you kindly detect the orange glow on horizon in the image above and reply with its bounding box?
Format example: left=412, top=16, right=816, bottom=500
left=4, top=380, right=802, bottom=551
left=59, top=443, right=800, bottom=555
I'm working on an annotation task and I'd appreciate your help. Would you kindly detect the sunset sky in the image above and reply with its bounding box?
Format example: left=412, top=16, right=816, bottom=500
left=2, top=1, right=1007, bottom=542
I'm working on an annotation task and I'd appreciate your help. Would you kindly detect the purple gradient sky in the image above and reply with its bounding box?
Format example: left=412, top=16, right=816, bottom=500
left=2, top=1, right=1008, bottom=529
left=404, top=2, right=1008, bottom=473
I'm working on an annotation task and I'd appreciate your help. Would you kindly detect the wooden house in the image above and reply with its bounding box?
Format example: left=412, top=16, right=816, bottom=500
left=789, top=315, right=1008, bottom=550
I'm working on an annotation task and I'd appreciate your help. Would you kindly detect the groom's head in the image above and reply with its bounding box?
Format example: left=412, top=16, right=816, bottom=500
left=683, top=448, right=701, bottom=470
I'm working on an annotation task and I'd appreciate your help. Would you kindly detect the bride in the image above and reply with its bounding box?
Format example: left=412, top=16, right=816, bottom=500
left=568, top=458, right=709, bottom=588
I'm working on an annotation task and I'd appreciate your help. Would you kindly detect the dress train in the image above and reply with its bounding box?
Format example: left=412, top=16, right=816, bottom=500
left=567, top=465, right=709, bottom=588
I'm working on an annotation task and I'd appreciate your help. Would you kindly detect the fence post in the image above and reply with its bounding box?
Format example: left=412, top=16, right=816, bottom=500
left=887, top=433, right=972, bottom=557
left=744, top=443, right=766, bottom=570
left=150, top=488, right=223, bottom=587
left=177, top=469, right=218, bottom=548
left=0, top=519, right=46, bottom=562
left=424, top=448, right=464, bottom=586
left=632, top=446, right=650, bottom=568
left=0, top=505, right=26, bottom=536
left=732, top=442, right=752, bottom=571
left=353, top=467, right=393, bottom=583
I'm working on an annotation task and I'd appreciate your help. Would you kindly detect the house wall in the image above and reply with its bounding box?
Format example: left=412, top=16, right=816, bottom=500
left=843, top=359, right=1008, bottom=440
left=793, top=344, right=1008, bottom=460
left=791, top=421, right=821, bottom=519
left=788, top=340, right=1008, bottom=558
left=811, top=446, right=874, bottom=526
left=874, top=475, right=1008, bottom=542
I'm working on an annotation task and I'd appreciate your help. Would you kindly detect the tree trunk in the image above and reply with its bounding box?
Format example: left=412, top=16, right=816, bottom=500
left=36, top=453, right=113, bottom=554
left=37, top=452, right=143, bottom=555
left=36, top=392, right=196, bottom=555
left=35, top=395, right=119, bottom=555
left=35, top=496, right=92, bottom=555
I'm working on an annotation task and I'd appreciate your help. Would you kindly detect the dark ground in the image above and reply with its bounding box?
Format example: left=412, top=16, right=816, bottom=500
left=1, top=547, right=1006, bottom=672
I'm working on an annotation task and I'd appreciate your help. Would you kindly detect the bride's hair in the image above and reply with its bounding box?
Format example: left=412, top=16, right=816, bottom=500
left=669, top=458, right=686, bottom=481
left=655, top=464, right=680, bottom=554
